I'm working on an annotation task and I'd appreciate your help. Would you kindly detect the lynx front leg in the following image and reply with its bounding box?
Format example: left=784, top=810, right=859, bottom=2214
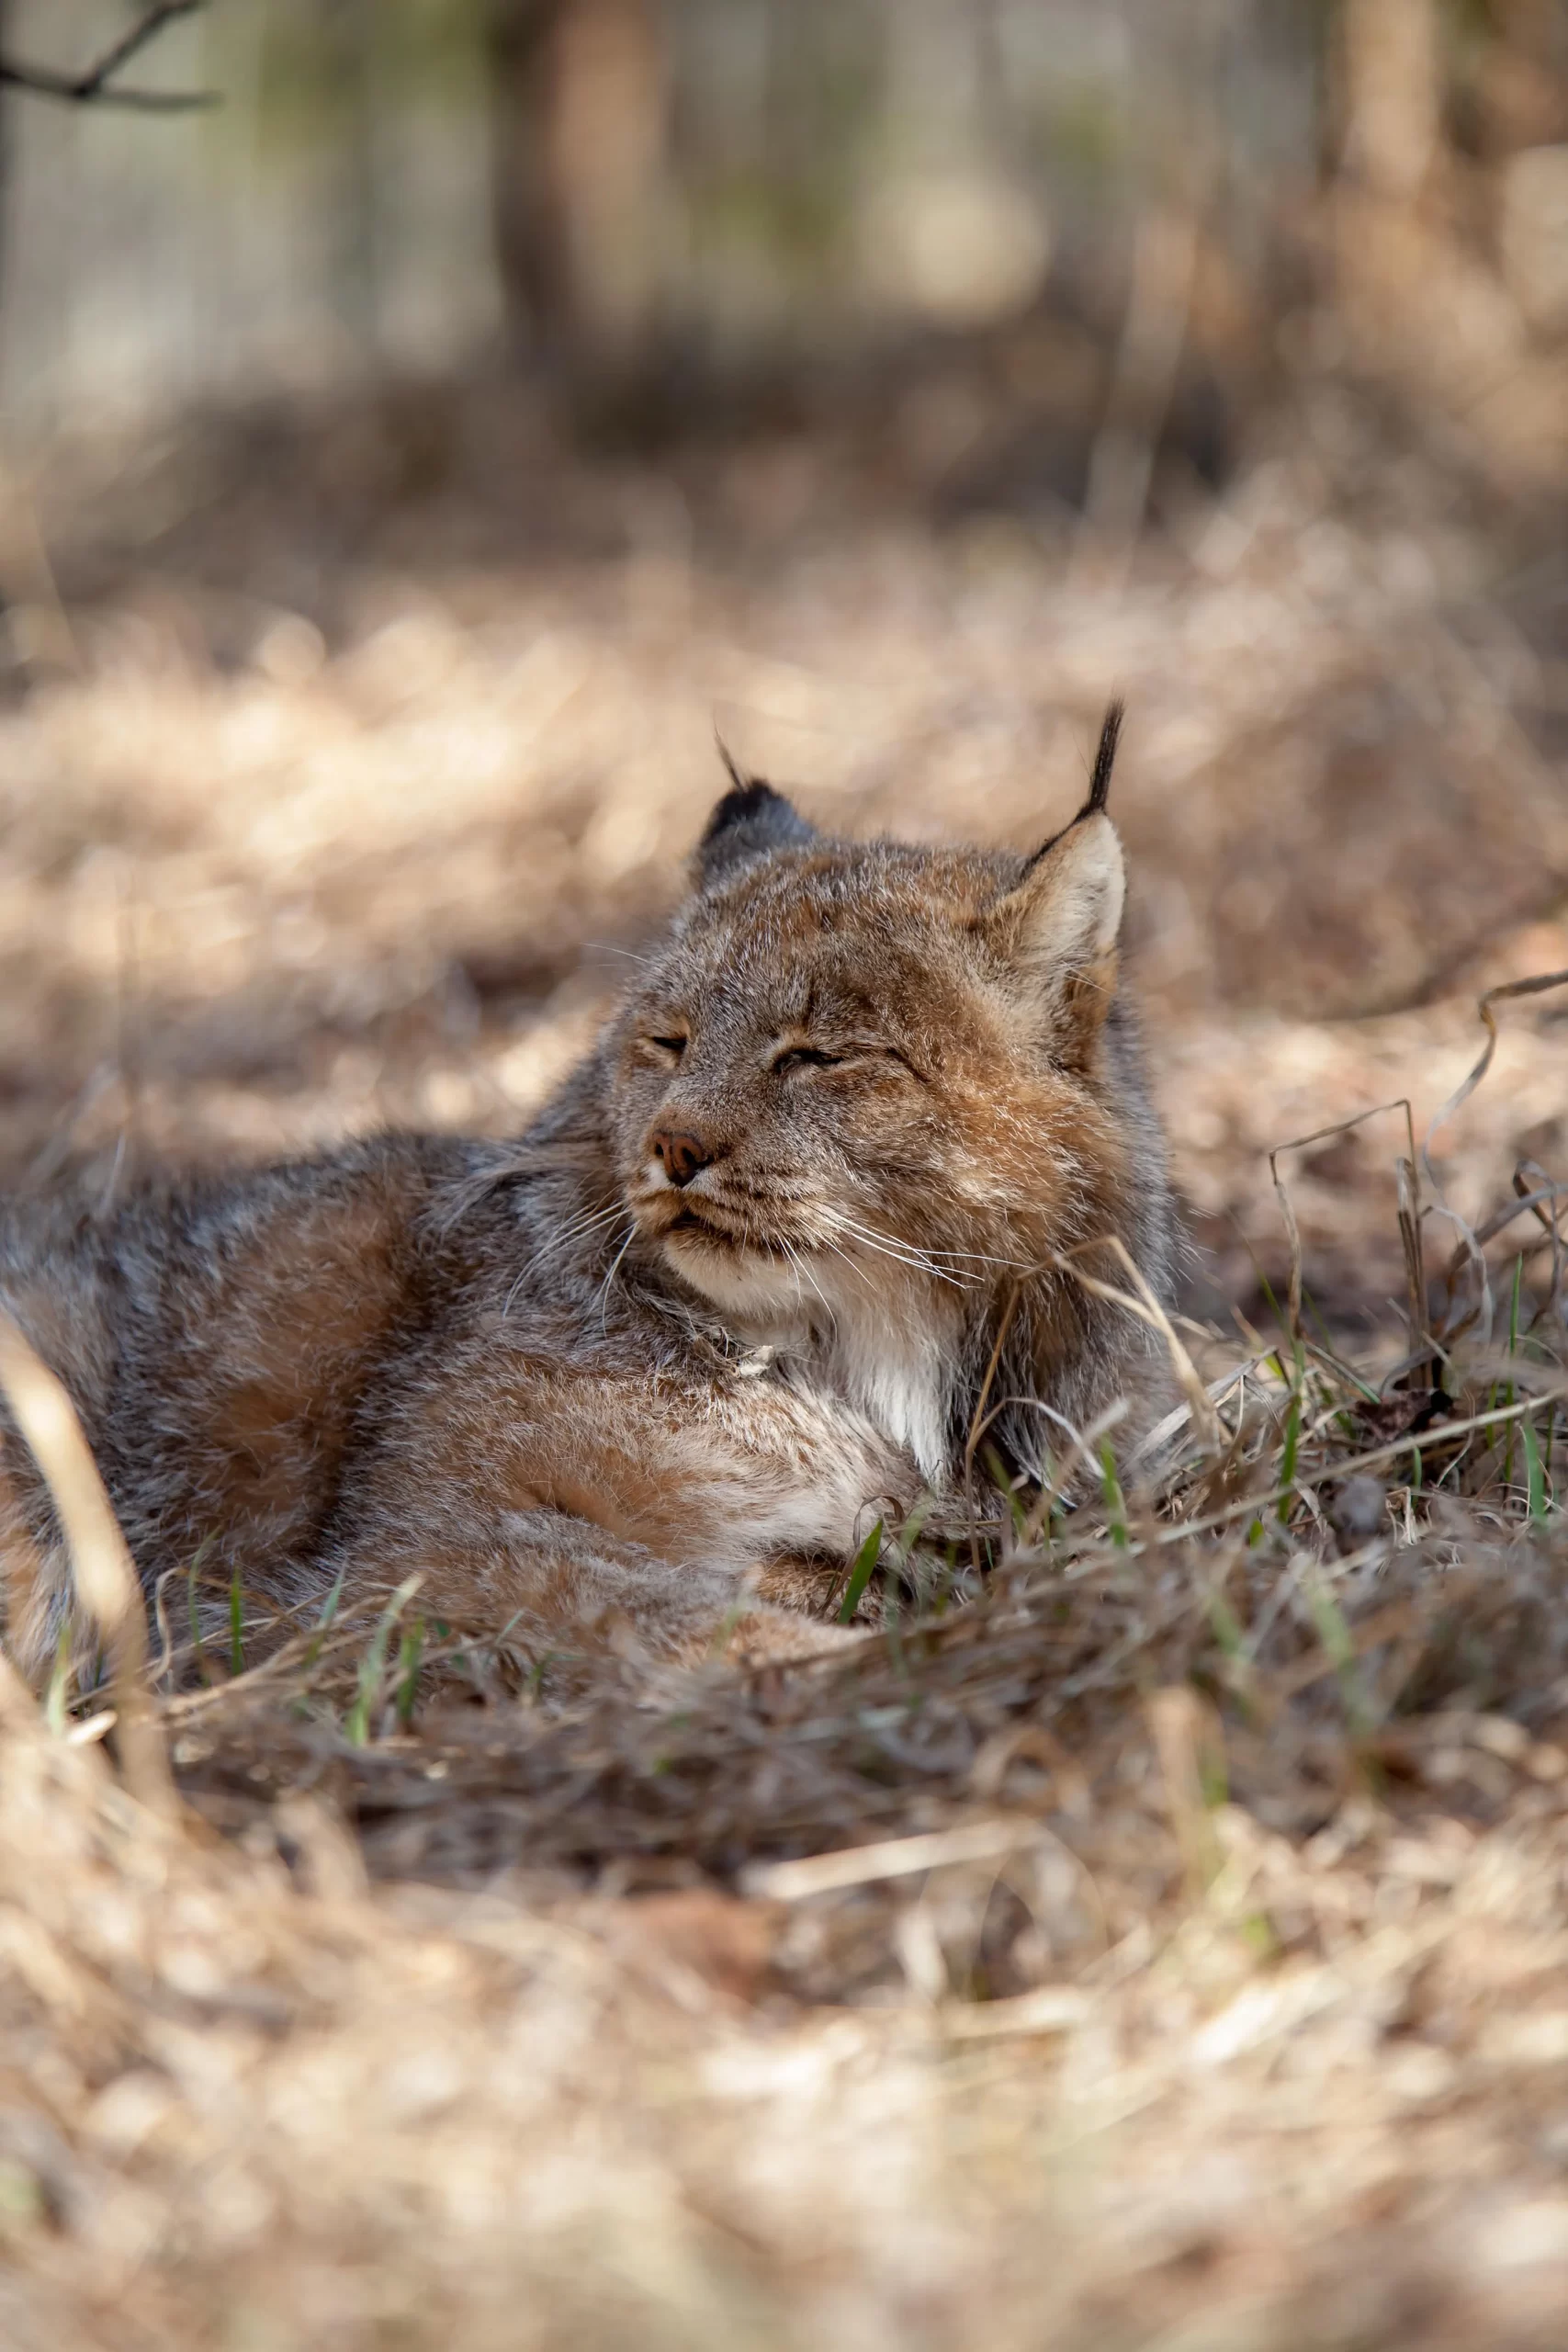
left=321, top=1505, right=856, bottom=1672
left=333, top=1343, right=919, bottom=1620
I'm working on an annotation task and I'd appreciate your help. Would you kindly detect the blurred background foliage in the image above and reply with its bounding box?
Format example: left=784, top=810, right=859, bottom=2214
left=0, top=0, right=1562, bottom=465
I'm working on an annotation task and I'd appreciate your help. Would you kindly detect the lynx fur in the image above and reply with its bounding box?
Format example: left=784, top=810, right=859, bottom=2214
left=0, top=705, right=1179, bottom=1677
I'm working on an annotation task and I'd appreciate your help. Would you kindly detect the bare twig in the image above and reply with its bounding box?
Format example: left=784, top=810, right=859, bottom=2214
left=1268, top=1100, right=1419, bottom=1354
left=0, top=3, right=216, bottom=114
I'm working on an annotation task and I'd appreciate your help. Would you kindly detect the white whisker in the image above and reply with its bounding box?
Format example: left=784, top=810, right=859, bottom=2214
left=503, top=1198, right=628, bottom=1315
left=781, top=1236, right=837, bottom=1329
left=594, top=1223, right=637, bottom=1331
left=819, top=1209, right=976, bottom=1289
left=926, top=1247, right=1032, bottom=1272
left=585, top=941, right=654, bottom=967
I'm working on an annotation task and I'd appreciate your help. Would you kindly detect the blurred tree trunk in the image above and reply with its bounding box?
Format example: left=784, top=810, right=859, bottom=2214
left=1473, top=0, right=1568, bottom=159
left=485, top=0, right=671, bottom=388
left=322, top=0, right=380, bottom=351
left=1334, top=0, right=1442, bottom=202
left=1316, top=0, right=1568, bottom=494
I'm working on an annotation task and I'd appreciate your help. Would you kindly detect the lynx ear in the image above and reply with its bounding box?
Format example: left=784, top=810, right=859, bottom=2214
left=984, top=700, right=1128, bottom=1057
left=694, top=751, right=819, bottom=888
left=986, top=812, right=1126, bottom=1056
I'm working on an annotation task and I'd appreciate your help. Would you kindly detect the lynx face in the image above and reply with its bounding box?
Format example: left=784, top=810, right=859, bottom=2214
left=604, top=755, right=1146, bottom=1475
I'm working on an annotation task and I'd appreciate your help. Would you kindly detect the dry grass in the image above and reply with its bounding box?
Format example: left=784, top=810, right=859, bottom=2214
left=3, top=381, right=1568, bottom=2345
left=10, top=1158, right=1568, bottom=2346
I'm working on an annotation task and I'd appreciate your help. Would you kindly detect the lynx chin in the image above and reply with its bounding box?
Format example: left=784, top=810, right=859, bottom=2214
left=0, top=702, right=1179, bottom=1677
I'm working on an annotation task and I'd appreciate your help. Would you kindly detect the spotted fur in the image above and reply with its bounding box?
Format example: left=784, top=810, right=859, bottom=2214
left=0, top=707, right=1179, bottom=1676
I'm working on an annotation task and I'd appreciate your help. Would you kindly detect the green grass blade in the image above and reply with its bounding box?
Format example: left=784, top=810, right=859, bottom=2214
left=344, top=1576, right=423, bottom=1747
left=894, top=1496, right=933, bottom=1565
left=1504, top=1254, right=1524, bottom=1487
left=304, top=1569, right=346, bottom=1669
left=1252, top=1260, right=1288, bottom=1346
left=395, top=1619, right=424, bottom=1729
left=1277, top=1389, right=1302, bottom=1525
left=1100, top=1441, right=1128, bottom=1549
left=185, top=1538, right=213, bottom=1686
left=1508, top=1253, right=1524, bottom=1357
left=1207, top=1591, right=1245, bottom=1657
left=838, top=1519, right=884, bottom=1623
left=981, top=1445, right=1027, bottom=1539
left=1522, top=1415, right=1549, bottom=1525
left=1305, top=1568, right=1371, bottom=1736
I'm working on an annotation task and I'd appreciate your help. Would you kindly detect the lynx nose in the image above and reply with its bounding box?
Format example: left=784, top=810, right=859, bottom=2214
left=649, top=1128, right=716, bottom=1188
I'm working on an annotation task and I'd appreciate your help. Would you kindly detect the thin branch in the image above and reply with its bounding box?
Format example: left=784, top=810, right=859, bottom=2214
left=0, top=2, right=217, bottom=114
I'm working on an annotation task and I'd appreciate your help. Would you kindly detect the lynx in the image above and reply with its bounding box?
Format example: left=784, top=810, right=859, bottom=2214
left=0, top=704, right=1178, bottom=1679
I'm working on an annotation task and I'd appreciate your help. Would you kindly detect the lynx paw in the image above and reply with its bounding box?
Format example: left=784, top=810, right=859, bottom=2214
left=725, top=1607, right=863, bottom=1668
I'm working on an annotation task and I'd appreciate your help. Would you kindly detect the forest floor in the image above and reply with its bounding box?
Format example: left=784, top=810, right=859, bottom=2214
left=2, top=371, right=1568, bottom=2346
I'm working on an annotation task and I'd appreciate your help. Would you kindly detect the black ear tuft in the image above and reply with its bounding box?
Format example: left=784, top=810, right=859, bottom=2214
left=1020, top=698, right=1126, bottom=874
left=1082, top=697, right=1123, bottom=818
left=695, top=753, right=819, bottom=887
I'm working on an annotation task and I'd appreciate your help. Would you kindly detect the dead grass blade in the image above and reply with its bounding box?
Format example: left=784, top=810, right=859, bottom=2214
left=964, top=1278, right=1021, bottom=1573
left=1427, top=967, right=1568, bottom=1161
left=740, top=1818, right=1041, bottom=1900
left=1054, top=1235, right=1223, bottom=1448
left=0, top=1311, right=175, bottom=1814
left=1146, top=1685, right=1224, bottom=1896
left=1268, top=1100, right=1418, bottom=1349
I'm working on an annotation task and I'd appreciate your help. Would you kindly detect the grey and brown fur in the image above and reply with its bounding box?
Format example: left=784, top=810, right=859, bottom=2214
left=0, top=704, right=1179, bottom=1677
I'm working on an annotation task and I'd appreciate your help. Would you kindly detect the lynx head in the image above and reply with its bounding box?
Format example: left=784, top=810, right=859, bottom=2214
left=605, top=704, right=1172, bottom=1479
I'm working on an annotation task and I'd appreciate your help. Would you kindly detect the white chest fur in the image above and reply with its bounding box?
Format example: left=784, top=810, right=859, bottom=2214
left=821, top=1312, right=955, bottom=1486
left=666, top=1231, right=964, bottom=1496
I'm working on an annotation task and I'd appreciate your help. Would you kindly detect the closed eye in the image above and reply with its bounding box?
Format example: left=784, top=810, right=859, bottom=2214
left=642, top=1034, right=688, bottom=1065
left=773, top=1046, right=845, bottom=1076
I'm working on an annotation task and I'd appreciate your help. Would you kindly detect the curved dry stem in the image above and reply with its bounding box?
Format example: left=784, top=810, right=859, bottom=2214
left=1054, top=1235, right=1223, bottom=1449
left=0, top=1313, right=174, bottom=1815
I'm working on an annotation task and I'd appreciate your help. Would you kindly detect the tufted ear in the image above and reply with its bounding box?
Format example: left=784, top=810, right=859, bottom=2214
left=986, top=813, right=1126, bottom=1058
left=694, top=752, right=820, bottom=888
left=984, top=705, right=1127, bottom=1061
